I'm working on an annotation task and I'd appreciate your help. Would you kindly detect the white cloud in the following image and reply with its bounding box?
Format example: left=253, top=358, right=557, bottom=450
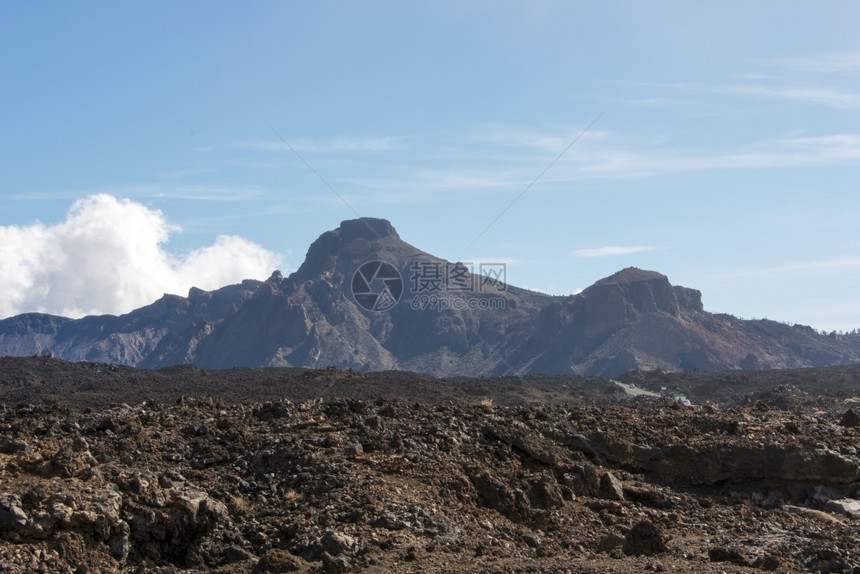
left=572, top=245, right=654, bottom=258
left=0, top=194, right=282, bottom=319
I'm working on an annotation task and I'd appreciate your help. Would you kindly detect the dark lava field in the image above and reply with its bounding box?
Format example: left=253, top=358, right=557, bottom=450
left=1, top=357, right=859, bottom=573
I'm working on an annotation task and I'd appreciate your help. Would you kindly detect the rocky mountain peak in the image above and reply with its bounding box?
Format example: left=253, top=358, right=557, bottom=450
left=292, top=218, right=405, bottom=279
left=338, top=217, right=399, bottom=242
left=596, top=267, right=667, bottom=285
left=588, top=267, right=703, bottom=313
left=583, top=267, right=679, bottom=316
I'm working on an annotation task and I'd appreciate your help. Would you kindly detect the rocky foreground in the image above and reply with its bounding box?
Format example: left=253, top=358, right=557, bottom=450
left=2, top=386, right=859, bottom=573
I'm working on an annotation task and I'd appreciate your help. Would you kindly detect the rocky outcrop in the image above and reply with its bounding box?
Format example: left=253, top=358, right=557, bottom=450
left=1, top=392, right=858, bottom=572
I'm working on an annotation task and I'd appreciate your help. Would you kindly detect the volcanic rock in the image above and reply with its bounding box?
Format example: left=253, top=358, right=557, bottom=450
left=622, top=519, right=666, bottom=556
left=839, top=408, right=860, bottom=428
left=1, top=378, right=858, bottom=572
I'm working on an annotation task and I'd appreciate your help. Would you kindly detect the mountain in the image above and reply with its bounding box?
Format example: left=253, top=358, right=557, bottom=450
left=501, top=267, right=859, bottom=375
left=0, top=280, right=261, bottom=365
left=1, top=217, right=859, bottom=376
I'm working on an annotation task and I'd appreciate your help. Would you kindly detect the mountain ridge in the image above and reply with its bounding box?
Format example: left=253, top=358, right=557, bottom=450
left=1, top=217, right=858, bottom=376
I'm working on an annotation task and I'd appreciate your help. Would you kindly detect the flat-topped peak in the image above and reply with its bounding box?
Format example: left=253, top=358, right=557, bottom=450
left=337, top=217, right=399, bottom=241
left=596, top=267, right=667, bottom=285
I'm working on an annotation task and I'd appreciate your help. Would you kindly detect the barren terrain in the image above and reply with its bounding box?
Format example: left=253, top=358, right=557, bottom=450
left=1, top=358, right=859, bottom=572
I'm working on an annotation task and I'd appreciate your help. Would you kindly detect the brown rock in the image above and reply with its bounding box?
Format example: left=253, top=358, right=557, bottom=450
left=839, top=408, right=860, bottom=428
left=622, top=520, right=666, bottom=556
left=753, top=553, right=782, bottom=571
left=709, top=546, right=749, bottom=566
left=253, top=548, right=308, bottom=573
left=597, top=533, right=625, bottom=553
left=469, top=471, right=532, bottom=523
left=598, top=471, right=625, bottom=501
left=529, top=472, right=564, bottom=509
left=563, top=463, right=601, bottom=497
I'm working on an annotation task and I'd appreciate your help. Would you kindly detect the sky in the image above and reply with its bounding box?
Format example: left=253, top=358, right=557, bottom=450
left=1, top=2, right=859, bottom=330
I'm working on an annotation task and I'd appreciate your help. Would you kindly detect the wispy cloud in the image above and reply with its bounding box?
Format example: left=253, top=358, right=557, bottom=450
left=573, top=131, right=860, bottom=178
left=310, top=137, right=399, bottom=153
left=727, top=84, right=860, bottom=110
left=779, top=133, right=860, bottom=149
left=154, top=168, right=218, bottom=180
left=627, top=96, right=699, bottom=108
left=331, top=126, right=860, bottom=199
left=625, top=72, right=860, bottom=111
left=479, top=128, right=574, bottom=153
left=572, top=245, right=654, bottom=258
left=9, top=183, right=268, bottom=202
left=91, top=183, right=268, bottom=201
left=176, top=117, right=860, bottom=209
left=340, top=167, right=522, bottom=198
left=208, top=136, right=401, bottom=154
left=714, top=257, right=860, bottom=281
left=768, top=51, right=860, bottom=75
left=413, top=169, right=514, bottom=190
left=477, top=125, right=612, bottom=152
left=763, top=257, right=860, bottom=274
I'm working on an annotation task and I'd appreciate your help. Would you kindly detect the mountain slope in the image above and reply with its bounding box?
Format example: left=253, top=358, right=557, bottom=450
left=1, top=217, right=858, bottom=376
left=0, top=280, right=261, bottom=365
left=502, top=267, right=859, bottom=376
left=186, top=218, right=547, bottom=372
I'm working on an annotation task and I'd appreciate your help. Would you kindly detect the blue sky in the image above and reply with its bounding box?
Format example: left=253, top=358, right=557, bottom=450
left=1, top=2, right=859, bottom=330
